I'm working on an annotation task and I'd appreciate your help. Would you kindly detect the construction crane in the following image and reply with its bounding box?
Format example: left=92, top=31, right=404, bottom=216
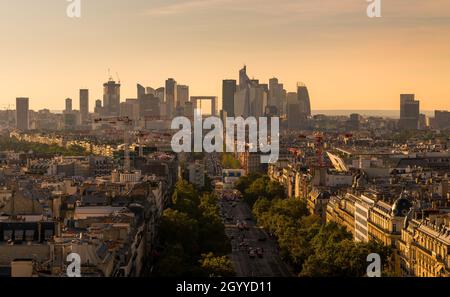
left=94, top=116, right=133, bottom=173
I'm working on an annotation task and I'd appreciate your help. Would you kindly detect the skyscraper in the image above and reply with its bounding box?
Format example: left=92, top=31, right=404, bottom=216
left=222, top=79, right=236, bottom=117
left=234, top=66, right=261, bottom=117
left=177, top=85, right=189, bottom=107
left=399, top=94, right=420, bottom=130
left=137, top=84, right=146, bottom=100
left=80, top=89, right=89, bottom=124
left=103, top=80, right=121, bottom=116
left=140, top=93, right=160, bottom=118
left=297, top=83, right=311, bottom=117
left=16, top=97, right=29, bottom=131
left=434, top=110, right=450, bottom=129
left=165, top=78, right=177, bottom=118
left=65, top=98, right=73, bottom=112
left=269, top=78, right=285, bottom=116
left=287, top=103, right=301, bottom=130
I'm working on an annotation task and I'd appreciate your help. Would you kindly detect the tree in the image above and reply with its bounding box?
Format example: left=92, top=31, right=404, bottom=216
left=235, top=173, right=261, bottom=194
left=159, top=209, right=200, bottom=255
left=198, top=194, right=231, bottom=254
left=200, top=253, right=235, bottom=277
left=171, top=180, right=201, bottom=217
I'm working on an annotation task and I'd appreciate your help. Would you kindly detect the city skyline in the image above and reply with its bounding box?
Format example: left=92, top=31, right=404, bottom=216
left=1, top=0, right=450, bottom=111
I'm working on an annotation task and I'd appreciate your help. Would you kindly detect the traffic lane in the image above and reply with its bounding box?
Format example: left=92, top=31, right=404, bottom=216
left=222, top=200, right=293, bottom=277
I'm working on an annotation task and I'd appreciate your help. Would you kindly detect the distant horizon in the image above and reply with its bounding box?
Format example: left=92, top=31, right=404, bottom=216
left=2, top=1, right=450, bottom=111
left=9, top=109, right=437, bottom=119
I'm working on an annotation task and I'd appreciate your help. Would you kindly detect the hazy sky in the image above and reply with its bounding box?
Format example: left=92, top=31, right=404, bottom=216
left=1, top=0, right=450, bottom=111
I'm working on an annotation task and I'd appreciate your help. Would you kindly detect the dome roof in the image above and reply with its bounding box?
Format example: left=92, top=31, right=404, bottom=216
left=391, top=192, right=412, bottom=217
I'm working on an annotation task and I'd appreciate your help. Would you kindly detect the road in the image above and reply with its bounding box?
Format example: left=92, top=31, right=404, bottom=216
left=209, top=152, right=292, bottom=277
left=220, top=199, right=293, bottom=277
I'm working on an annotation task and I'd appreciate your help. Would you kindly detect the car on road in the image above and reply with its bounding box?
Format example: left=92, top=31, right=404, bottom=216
left=248, top=249, right=256, bottom=259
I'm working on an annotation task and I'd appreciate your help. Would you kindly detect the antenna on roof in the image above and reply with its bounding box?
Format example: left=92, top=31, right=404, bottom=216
left=108, top=68, right=113, bottom=81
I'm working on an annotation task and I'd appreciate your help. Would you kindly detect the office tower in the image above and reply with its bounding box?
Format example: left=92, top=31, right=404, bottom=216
left=120, top=99, right=140, bottom=120
left=399, top=94, right=420, bottom=130
left=287, top=104, right=301, bottom=130
left=137, top=84, right=146, bottom=100
left=269, top=78, right=286, bottom=116
left=235, top=66, right=260, bottom=117
left=222, top=79, right=236, bottom=117
left=140, top=94, right=160, bottom=118
left=146, top=87, right=156, bottom=96
left=177, top=85, right=189, bottom=108
left=65, top=98, right=73, bottom=112
left=16, top=97, right=29, bottom=131
left=234, top=66, right=252, bottom=117
left=434, top=110, right=450, bottom=129
left=250, top=84, right=268, bottom=118
left=297, top=83, right=311, bottom=117
left=286, top=92, right=297, bottom=104
left=94, top=99, right=102, bottom=114
left=80, top=89, right=89, bottom=124
left=64, top=112, right=77, bottom=130
left=156, top=87, right=165, bottom=107
left=165, top=78, right=177, bottom=118
left=418, top=114, right=429, bottom=130
left=400, top=94, right=415, bottom=118
left=103, top=80, right=121, bottom=116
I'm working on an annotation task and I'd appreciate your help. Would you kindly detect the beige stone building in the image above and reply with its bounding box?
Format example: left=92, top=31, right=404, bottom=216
left=398, top=214, right=450, bottom=277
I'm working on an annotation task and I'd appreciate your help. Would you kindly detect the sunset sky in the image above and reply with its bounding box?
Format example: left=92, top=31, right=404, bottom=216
left=1, top=0, right=450, bottom=111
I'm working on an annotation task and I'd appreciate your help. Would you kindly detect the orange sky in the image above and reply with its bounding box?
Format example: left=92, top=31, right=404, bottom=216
left=1, top=0, right=449, bottom=111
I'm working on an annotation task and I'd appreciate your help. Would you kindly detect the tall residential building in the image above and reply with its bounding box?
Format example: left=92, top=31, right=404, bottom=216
left=103, top=80, right=121, bottom=116
left=165, top=78, right=177, bottom=118
left=65, top=98, right=73, bottom=112
left=177, top=85, right=189, bottom=108
left=222, top=79, right=236, bottom=117
left=399, top=94, right=420, bottom=130
left=80, top=89, right=89, bottom=124
left=297, top=83, right=311, bottom=117
left=16, top=97, right=29, bottom=131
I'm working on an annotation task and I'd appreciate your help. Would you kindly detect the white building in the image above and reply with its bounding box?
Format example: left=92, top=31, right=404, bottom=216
left=354, top=194, right=375, bottom=242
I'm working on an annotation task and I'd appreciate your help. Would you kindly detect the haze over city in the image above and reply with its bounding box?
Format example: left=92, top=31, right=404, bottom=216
left=1, top=0, right=450, bottom=111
